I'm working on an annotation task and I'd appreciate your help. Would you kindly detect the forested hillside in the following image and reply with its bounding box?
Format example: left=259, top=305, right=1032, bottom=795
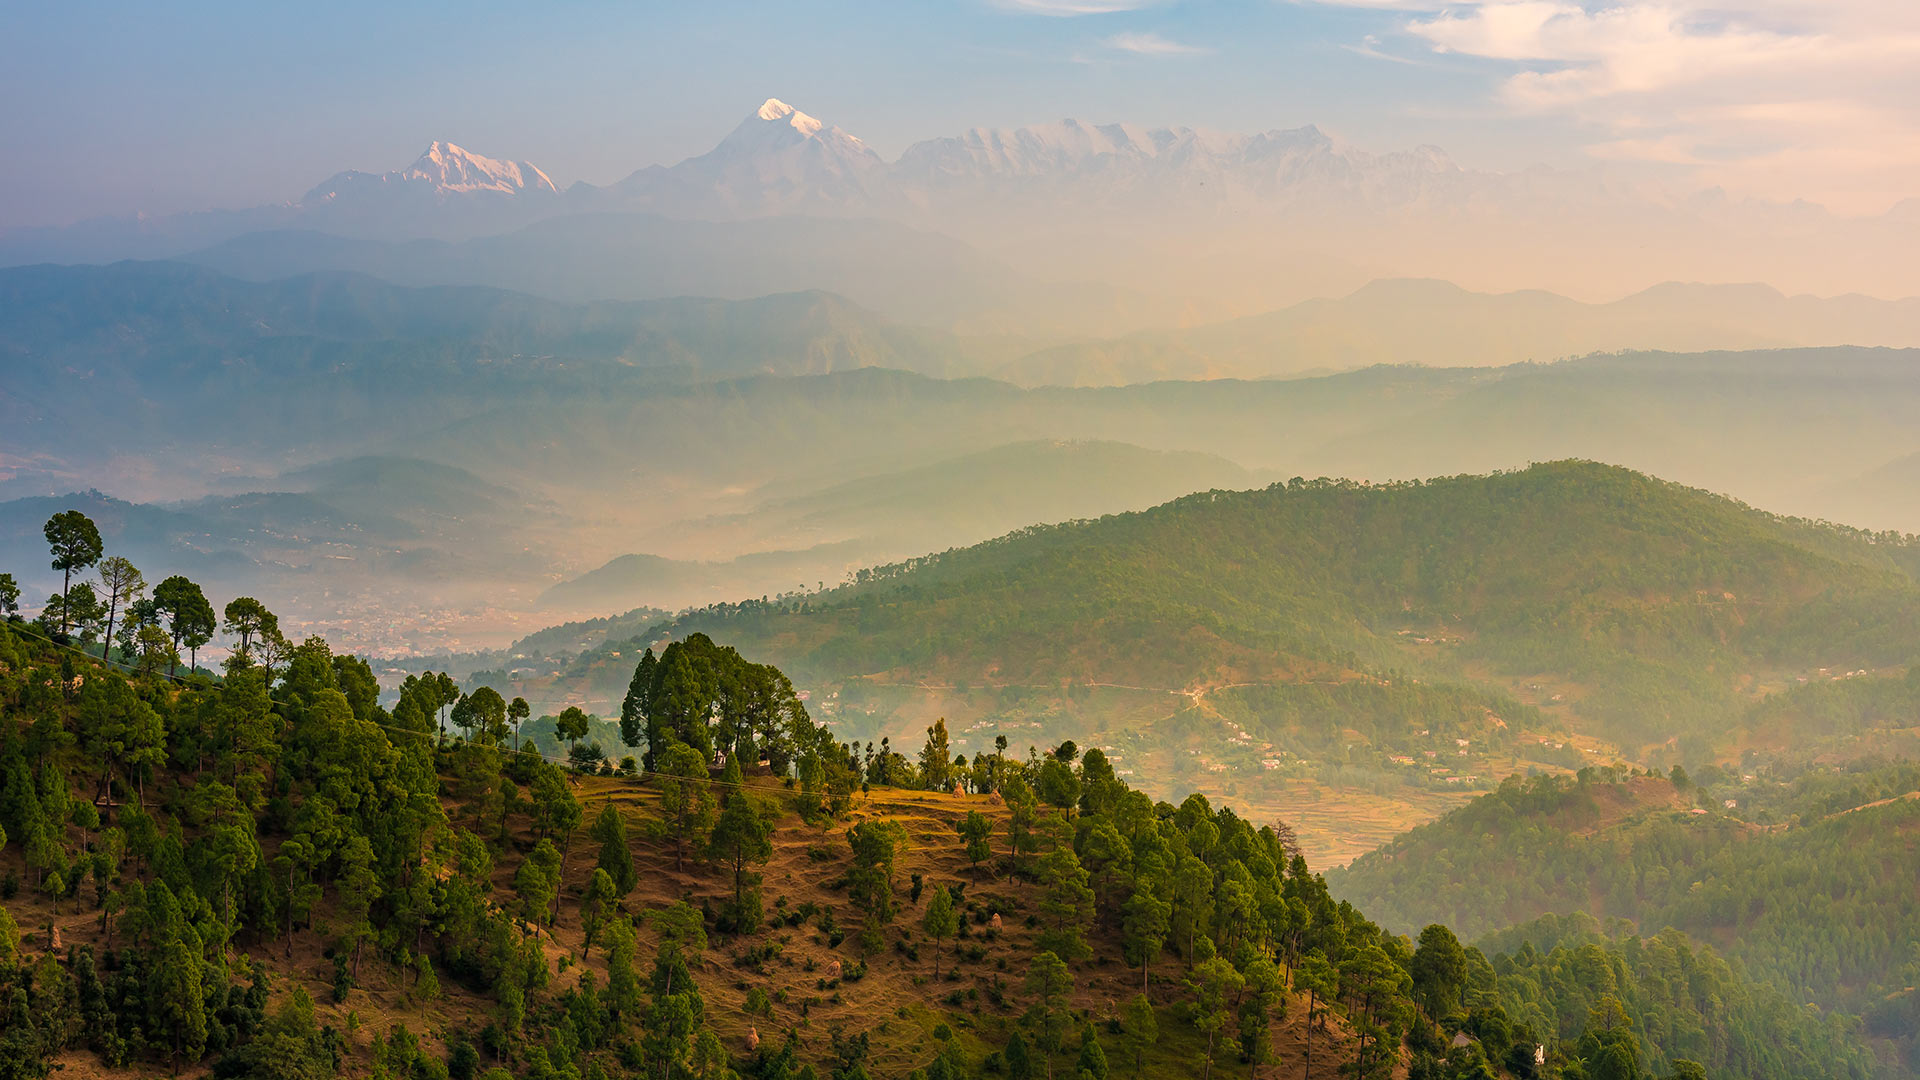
left=636, top=463, right=1920, bottom=792
left=0, top=615, right=1881, bottom=1080
left=1327, top=761, right=1920, bottom=1068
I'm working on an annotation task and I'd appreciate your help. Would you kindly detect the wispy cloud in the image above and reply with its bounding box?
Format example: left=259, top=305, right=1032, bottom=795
left=1342, top=34, right=1422, bottom=65
left=1303, top=0, right=1920, bottom=212
left=1106, top=30, right=1211, bottom=55
left=991, top=0, right=1161, bottom=15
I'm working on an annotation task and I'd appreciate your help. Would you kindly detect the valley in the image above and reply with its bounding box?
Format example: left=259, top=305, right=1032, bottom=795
left=8, top=23, right=1920, bottom=1078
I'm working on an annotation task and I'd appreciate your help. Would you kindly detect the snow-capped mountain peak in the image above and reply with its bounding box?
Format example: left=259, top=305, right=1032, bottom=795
left=719, top=97, right=866, bottom=156
left=756, top=97, right=823, bottom=137
left=301, top=142, right=558, bottom=206
left=400, top=141, right=558, bottom=195
left=606, top=97, right=883, bottom=216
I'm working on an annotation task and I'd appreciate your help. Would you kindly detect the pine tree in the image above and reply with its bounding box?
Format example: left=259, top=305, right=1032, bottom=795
left=601, top=915, right=644, bottom=1021
left=643, top=942, right=705, bottom=1080
left=922, top=884, right=958, bottom=977
left=152, top=936, right=209, bottom=1070
left=1005, top=1030, right=1034, bottom=1080
left=1075, top=1020, right=1109, bottom=1080
left=1003, top=772, right=1041, bottom=882
left=846, top=819, right=907, bottom=953
left=43, top=509, right=103, bottom=638
left=918, top=718, right=952, bottom=791
left=94, top=555, right=144, bottom=664
left=706, top=780, right=772, bottom=933
left=1024, top=950, right=1074, bottom=1080
left=580, top=868, right=618, bottom=960
left=1171, top=854, right=1213, bottom=962
left=622, top=648, right=657, bottom=750
left=1121, top=885, right=1171, bottom=992
left=957, top=809, right=994, bottom=875
left=515, top=839, right=562, bottom=927
left=1411, top=923, right=1468, bottom=1019
left=1297, top=951, right=1338, bottom=1080
left=1187, top=955, right=1244, bottom=1080
left=1036, top=846, right=1094, bottom=960
left=590, top=802, right=638, bottom=896
left=658, top=741, right=715, bottom=873
left=1120, top=994, right=1157, bottom=1077
left=336, top=834, right=380, bottom=978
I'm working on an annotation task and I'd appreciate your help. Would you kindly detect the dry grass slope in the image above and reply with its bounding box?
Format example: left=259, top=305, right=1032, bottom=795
left=15, top=773, right=1397, bottom=1079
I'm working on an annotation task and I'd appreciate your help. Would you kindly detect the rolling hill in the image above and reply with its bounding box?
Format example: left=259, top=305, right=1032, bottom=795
left=1326, top=762, right=1920, bottom=1067
left=504, top=462, right=1920, bottom=860
left=660, top=461, right=1920, bottom=738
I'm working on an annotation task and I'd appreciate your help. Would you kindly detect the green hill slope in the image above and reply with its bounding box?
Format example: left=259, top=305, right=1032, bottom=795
left=662, top=460, right=1920, bottom=748
left=0, top=621, right=1885, bottom=1080
left=1327, top=761, right=1920, bottom=1068
left=512, top=462, right=1918, bottom=861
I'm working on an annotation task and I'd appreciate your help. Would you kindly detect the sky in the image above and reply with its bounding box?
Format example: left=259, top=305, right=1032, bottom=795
left=4, top=0, right=1917, bottom=228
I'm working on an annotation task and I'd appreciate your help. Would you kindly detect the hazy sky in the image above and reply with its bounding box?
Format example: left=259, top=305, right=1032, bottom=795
left=5, top=0, right=1916, bottom=227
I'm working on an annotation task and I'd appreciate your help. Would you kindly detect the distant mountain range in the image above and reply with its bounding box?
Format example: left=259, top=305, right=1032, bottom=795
left=8, top=258, right=1920, bottom=538
left=10, top=251, right=1920, bottom=655
left=0, top=99, right=1516, bottom=254
left=8, top=261, right=1920, bottom=469
left=0, top=260, right=986, bottom=486
left=8, top=98, right=1920, bottom=309
left=0, top=456, right=533, bottom=602
left=177, top=213, right=1117, bottom=332
left=998, top=278, right=1920, bottom=385
left=11, top=344, right=1920, bottom=653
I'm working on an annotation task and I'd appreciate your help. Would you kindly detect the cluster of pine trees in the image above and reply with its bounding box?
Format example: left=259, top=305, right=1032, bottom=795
left=6, top=510, right=227, bottom=677
left=0, top=604, right=763, bottom=1079
left=0, top=533, right=1888, bottom=1079
left=1331, top=765, right=1920, bottom=1069
left=1328, top=760, right=1920, bottom=1022
left=613, top=643, right=1882, bottom=1080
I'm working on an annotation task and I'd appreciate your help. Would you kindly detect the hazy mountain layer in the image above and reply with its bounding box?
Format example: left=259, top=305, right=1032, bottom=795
left=536, top=544, right=870, bottom=613
left=177, top=214, right=1134, bottom=332
left=1004, top=278, right=1920, bottom=385
left=10, top=260, right=1920, bottom=659
left=12, top=261, right=1920, bottom=524
left=0, top=456, right=550, bottom=652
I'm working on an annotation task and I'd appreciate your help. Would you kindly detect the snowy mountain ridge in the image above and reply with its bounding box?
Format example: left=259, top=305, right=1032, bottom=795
left=303, top=140, right=560, bottom=203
